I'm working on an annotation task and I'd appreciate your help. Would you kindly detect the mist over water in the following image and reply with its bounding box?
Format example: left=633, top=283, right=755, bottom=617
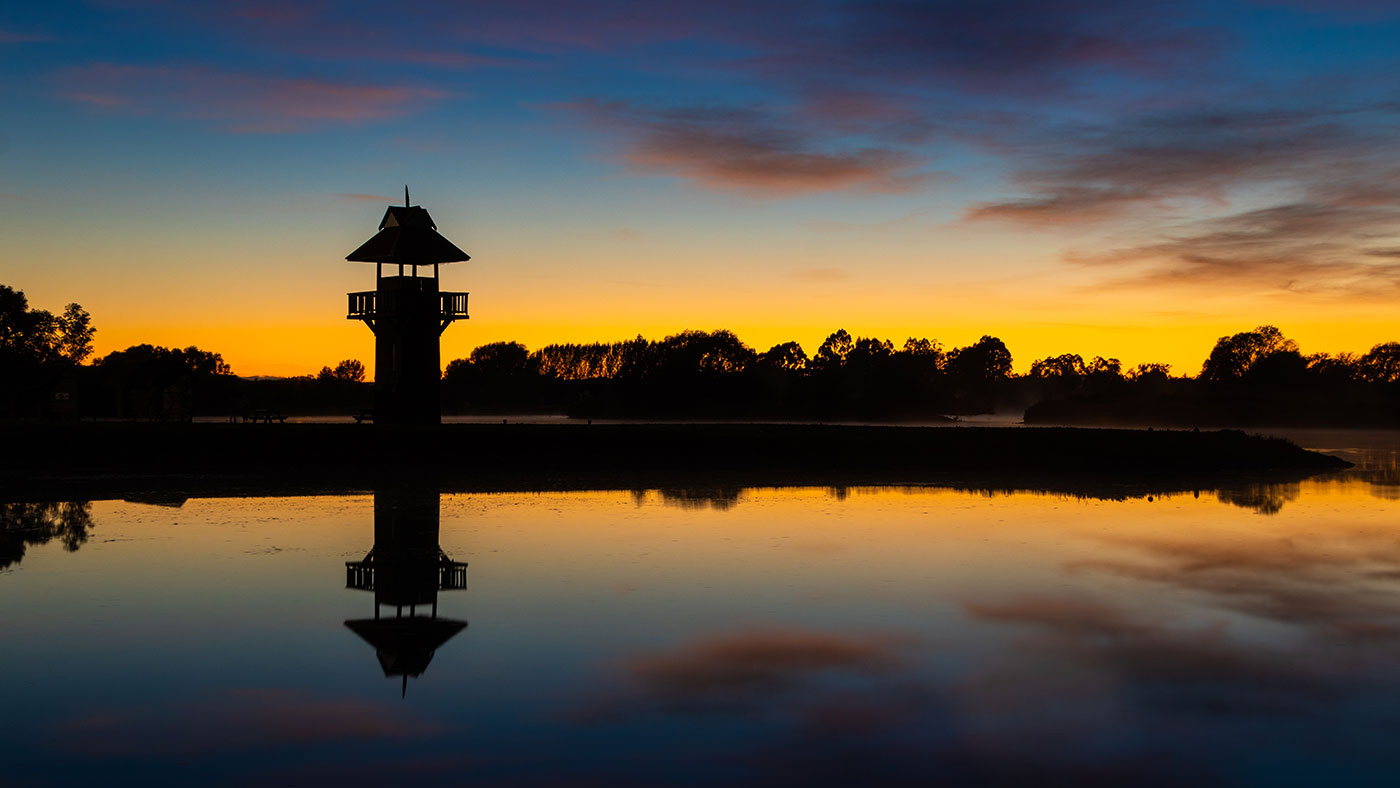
left=2, top=433, right=1397, bottom=786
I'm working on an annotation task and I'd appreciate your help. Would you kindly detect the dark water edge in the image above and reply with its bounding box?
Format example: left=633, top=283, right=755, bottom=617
left=0, top=422, right=1347, bottom=504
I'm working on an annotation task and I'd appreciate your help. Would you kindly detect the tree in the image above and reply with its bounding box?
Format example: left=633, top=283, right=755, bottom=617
left=56, top=303, right=95, bottom=363
left=0, top=285, right=93, bottom=365
left=94, top=344, right=233, bottom=382
left=1200, top=325, right=1297, bottom=382
left=902, top=337, right=943, bottom=362
left=946, top=335, right=1013, bottom=382
left=650, top=330, right=756, bottom=376
left=1359, top=342, right=1400, bottom=383
left=1029, top=354, right=1085, bottom=379
left=1126, top=362, right=1172, bottom=382
left=182, top=346, right=232, bottom=376
left=470, top=342, right=535, bottom=376
left=1086, top=356, right=1121, bottom=378
left=813, top=329, right=853, bottom=371
left=318, top=359, right=366, bottom=382
left=759, top=341, right=808, bottom=372
left=444, top=342, right=536, bottom=385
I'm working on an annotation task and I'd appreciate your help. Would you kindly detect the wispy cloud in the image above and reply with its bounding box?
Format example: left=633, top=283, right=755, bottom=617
left=1079, top=197, right=1400, bottom=297
left=336, top=192, right=393, bottom=202
left=56, top=687, right=440, bottom=757
left=959, top=101, right=1400, bottom=295
left=57, top=64, right=449, bottom=132
left=565, top=99, right=932, bottom=196
left=0, top=29, right=52, bottom=44
left=967, top=107, right=1386, bottom=225
left=750, top=0, right=1222, bottom=97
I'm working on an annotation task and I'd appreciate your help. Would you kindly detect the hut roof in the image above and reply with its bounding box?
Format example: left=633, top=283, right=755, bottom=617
left=346, top=204, right=470, bottom=265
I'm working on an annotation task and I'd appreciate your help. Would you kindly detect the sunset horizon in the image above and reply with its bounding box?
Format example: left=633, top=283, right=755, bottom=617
left=5, top=1, right=1400, bottom=378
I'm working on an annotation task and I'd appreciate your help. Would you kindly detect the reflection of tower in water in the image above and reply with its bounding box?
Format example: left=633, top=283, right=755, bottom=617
left=345, top=488, right=468, bottom=696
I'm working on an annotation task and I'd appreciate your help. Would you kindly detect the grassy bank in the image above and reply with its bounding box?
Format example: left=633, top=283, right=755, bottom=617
left=0, top=422, right=1348, bottom=500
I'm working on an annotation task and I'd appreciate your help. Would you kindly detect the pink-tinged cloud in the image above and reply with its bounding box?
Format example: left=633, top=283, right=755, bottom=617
left=57, top=63, right=448, bottom=132
left=565, top=99, right=932, bottom=197
left=627, top=628, right=902, bottom=699
left=967, top=187, right=1155, bottom=225
left=55, top=687, right=441, bottom=757
left=0, top=29, right=52, bottom=43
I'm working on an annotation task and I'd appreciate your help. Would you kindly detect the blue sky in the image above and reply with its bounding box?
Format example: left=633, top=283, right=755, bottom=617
left=3, top=1, right=1399, bottom=374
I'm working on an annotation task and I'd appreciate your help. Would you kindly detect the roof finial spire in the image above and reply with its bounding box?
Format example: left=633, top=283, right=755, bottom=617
left=405, top=185, right=410, bottom=207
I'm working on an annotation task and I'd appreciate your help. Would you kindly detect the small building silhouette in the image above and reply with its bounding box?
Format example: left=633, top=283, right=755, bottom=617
left=346, top=189, right=470, bottom=424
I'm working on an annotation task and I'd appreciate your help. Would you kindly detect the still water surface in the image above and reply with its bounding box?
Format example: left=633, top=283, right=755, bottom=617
left=3, top=435, right=1399, bottom=786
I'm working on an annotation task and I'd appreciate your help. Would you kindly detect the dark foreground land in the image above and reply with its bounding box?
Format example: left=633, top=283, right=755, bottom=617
left=0, top=422, right=1348, bottom=502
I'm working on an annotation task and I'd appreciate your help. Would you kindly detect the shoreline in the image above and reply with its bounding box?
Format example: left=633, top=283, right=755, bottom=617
left=0, top=422, right=1350, bottom=502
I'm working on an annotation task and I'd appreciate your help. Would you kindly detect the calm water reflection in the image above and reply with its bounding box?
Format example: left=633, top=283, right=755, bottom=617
left=3, top=436, right=1400, bottom=786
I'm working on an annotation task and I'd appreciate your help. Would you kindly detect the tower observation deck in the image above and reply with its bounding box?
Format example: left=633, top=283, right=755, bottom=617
left=345, top=190, right=470, bottom=424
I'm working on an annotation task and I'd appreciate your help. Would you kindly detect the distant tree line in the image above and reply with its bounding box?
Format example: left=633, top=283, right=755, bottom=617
left=442, top=329, right=1017, bottom=419
left=441, top=325, right=1398, bottom=425
left=2, top=282, right=1396, bottom=425
left=1023, top=325, right=1400, bottom=427
left=0, top=284, right=371, bottom=420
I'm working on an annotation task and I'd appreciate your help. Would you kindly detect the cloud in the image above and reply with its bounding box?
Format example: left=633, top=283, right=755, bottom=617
left=337, top=193, right=393, bottom=202
left=752, top=0, right=1222, bottom=97
left=56, top=688, right=440, bottom=757
left=967, top=107, right=1383, bottom=225
left=1081, top=199, right=1400, bottom=297
left=794, top=267, right=849, bottom=282
left=565, top=99, right=932, bottom=196
left=0, top=29, right=51, bottom=44
left=56, top=64, right=448, bottom=132
left=960, top=102, right=1400, bottom=295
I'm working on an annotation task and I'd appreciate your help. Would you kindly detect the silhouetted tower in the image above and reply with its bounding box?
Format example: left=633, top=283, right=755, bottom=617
left=345, top=487, right=469, bottom=696
left=346, top=189, right=470, bottom=424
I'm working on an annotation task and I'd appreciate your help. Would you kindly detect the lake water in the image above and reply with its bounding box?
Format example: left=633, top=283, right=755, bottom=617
left=3, top=432, right=1398, bottom=786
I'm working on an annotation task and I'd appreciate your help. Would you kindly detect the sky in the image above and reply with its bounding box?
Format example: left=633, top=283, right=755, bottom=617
left=2, top=0, right=1400, bottom=377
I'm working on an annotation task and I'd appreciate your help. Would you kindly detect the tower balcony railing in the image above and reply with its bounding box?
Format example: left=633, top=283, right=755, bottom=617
left=346, top=290, right=469, bottom=322
left=348, top=291, right=376, bottom=320
left=441, top=292, right=469, bottom=320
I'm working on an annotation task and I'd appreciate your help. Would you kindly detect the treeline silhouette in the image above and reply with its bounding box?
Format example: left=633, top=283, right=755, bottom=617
left=441, top=329, right=1011, bottom=419
left=2, top=284, right=371, bottom=419
left=440, top=326, right=1398, bottom=425
left=2, top=283, right=1397, bottom=425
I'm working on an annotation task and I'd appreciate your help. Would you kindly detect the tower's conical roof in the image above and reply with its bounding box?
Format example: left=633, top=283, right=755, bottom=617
left=346, top=203, right=470, bottom=265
